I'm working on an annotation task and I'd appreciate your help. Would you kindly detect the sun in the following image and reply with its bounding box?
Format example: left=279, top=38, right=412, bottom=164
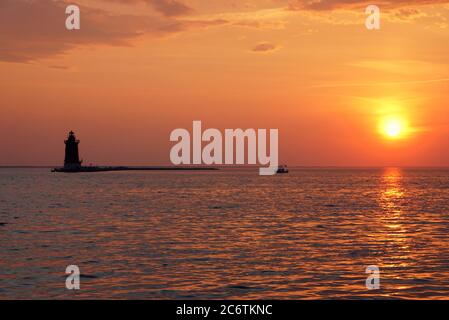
left=380, top=117, right=407, bottom=139
left=385, top=119, right=402, bottom=137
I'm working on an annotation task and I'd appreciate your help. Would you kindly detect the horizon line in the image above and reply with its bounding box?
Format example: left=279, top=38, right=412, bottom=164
left=1, top=165, right=449, bottom=169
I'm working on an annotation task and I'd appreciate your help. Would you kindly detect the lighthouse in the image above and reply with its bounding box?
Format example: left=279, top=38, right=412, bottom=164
left=52, top=131, right=218, bottom=173
left=64, top=131, right=82, bottom=170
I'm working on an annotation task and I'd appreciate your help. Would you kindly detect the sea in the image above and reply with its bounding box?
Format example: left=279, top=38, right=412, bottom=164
left=0, top=167, right=448, bottom=299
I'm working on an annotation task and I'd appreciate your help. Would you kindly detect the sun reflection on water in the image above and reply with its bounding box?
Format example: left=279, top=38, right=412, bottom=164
left=381, top=167, right=404, bottom=213
left=378, top=167, right=412, bottom=281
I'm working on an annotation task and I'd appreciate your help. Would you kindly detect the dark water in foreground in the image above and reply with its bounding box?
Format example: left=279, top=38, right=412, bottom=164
left=0, top=167, right=448, bottom=299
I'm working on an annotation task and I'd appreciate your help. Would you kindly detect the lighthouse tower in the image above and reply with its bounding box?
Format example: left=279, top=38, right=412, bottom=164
left=64, top=131, right=82, bottom=170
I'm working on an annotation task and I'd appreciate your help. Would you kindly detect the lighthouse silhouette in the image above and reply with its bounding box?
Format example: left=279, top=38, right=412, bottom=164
left=64, top=131, right=82, bottom=170
left=53, top=131, right=217, bottom=173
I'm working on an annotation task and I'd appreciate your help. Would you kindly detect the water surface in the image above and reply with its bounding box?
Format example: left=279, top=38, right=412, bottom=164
left=0, top=167, right=448, bottom=299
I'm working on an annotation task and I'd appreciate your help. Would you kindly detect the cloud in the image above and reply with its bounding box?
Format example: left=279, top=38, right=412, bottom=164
left=156, top=18, right=228, bottom=33
left=103, top=0, right=193, bottom=17
left=286, top=0, right=449, bottom=26
left=307, top=78, right=449, bottom=89
left=251, top=42, right=278, bottom=53
left=48, top=65, right=71, bottom=70
left=349, top=59, right=441, bottom=75
left=147, top=0, right=193, bottom=17
left=193, top=7, right=290, bottom=30
left=387, top=7, right=428, bottom=22
left=288, top=0, right=449, bottom=11
left=0, top=0, right=216, bottom=63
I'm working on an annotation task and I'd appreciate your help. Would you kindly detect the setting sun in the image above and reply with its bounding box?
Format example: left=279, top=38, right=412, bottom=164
left=380, top=117, right=407, bottom=139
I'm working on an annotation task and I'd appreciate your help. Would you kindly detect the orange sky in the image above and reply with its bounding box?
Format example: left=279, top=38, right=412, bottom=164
left=0, top=0, right=448, bottom=166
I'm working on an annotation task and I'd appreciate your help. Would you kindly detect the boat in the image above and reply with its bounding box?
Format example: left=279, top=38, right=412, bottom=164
left=276, top=165, right=289, bottom=174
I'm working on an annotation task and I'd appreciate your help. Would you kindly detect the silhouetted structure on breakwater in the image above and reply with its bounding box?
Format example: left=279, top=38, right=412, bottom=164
left=64, top=131, right=82, bottom=170
left=52, top=131, right=217, bottom=173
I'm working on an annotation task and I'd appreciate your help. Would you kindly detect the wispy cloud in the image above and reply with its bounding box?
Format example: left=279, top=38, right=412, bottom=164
left=0, top=0, right=220, bottom=63
left=288, top=0, right=449, bottom=11
left=251, top=42, right=279, bottom=53
left=182, top=7, right=290, bottom=30
left=349, top=59, right=441, bottom=75
left=308, top=78, right=449, bottom=89
left=148, top=0, right=193, bottom=17
left=104, top=0, right=194, bottom=17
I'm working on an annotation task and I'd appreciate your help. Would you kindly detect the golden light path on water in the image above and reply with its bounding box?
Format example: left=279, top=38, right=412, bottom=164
left=378, top=168, right=412, bottom=294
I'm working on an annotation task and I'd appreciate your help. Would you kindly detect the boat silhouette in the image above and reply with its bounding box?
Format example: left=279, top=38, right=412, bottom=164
left=276, top=165, right=289, bottom=174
